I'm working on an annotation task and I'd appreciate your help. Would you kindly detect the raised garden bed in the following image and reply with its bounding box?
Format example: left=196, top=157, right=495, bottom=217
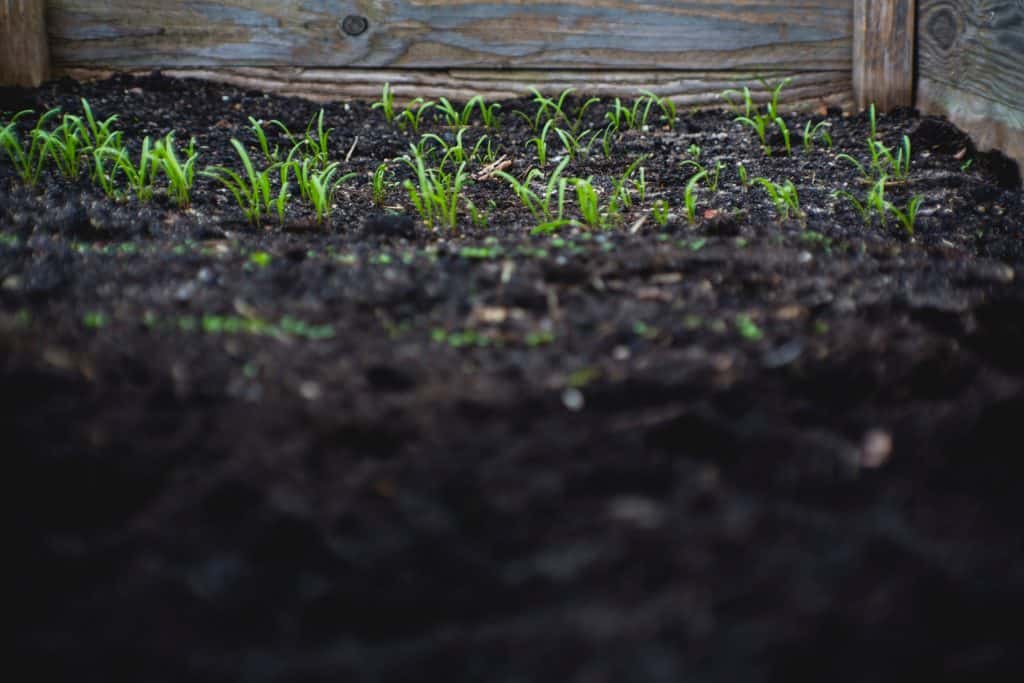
left=5, top=73, right=1024, bottom=681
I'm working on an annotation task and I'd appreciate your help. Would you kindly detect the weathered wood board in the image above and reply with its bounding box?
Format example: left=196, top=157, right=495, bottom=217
left=0, top=0, right=49, bottom=86
left=853, top=0, right=915, bottom=111
left=48, top=1, right=854, bottom=71
left=917, top=0, right=1024, bottom=176
left=58, top=66, right=854, bottom=111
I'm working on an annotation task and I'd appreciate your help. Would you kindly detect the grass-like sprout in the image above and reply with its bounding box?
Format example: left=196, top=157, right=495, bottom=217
left=833, top=175, right=888, bottom=225
left=436, top=95, right=500, bottom=129
left=651, top=199, right=670, bottom=227
left=248, top=116, right=289, bottom=163
left=38, top=112, right=87, bottom=179
left=611, top=155, right=648, bottom=210
left=371, top=161, right=390, bottom=207
left=0, top=108, right=60, bottom=186
left=774, top=116, right=792, bottom=155
left=527, top=119, right=554, bottom=166
left=91, top=145, right=123, bottom=199
left=554, top=126, right=598, bottom=162
left=570, top=177, right=608, bottom=230
left=600, top=124, right=617, bottom=160
left=838, top=134, right=913, bottom=182
left=516, top=87, right=597, bottom=135
left=421, top=129, right=491, bottom=171
left=202, top=139, right=278, bottom=225
left=108, top=135, right=159, bottom=202
left=495, top=156, right=570, bottom=225
left=605, top=96, right=655, bottom=132
left=639, top=90, right=677, bottom=129
left=722, top=78, right=791, bottom=155
left=736, top=162, right=749, bottom=189
left=297, top=159, right=354, bottom=224
left=302, top=109, right=332, bottom=168
left=396, top=98, right=435, bottom=135
left=684, top=170, right=708, bottom=224
left=886, top=194, right=924, bottom=235
left=153, top=132, right=198, bottom=208
left=466, top=199, right=489, bottom=229
left=402, top=150, right=469, bottom=231
left=753, top=176, right=802, bottom=222
left=681, top=157, right=724, bottom=192
left=372, top=83, right=396, bottom=124
left=79, top=99, right=120, bottom=151
left=802, top=120, right=833, bottom=151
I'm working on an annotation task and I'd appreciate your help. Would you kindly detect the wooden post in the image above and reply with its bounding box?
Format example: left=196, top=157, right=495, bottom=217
left=853, top=0, right=916, bottom=111
left=1, top=0, right=50, bottom=87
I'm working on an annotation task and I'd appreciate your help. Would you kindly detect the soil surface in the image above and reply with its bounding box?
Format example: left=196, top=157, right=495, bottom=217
left=4, top=73, right=1024, bottom=682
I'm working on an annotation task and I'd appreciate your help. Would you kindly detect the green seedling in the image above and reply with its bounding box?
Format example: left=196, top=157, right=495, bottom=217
left=0, top=108, right=60, bottom=186
left=639, top=89, right=677, bottom=129
left=651, top=199, right=670, bottom=227
left=774, top=116, right=792, bottom=155
left=802, top=120, right=833, bottom=151
left=681, top=157, right=724, bottom=192
left=303, top=109, right=332, bottom=168
left=78, top=99, right=120, bottom=150
left=516, top=87, right=596, bottom=135
left=372, top=82, right=397, bottom=124
left=886, top=194, right=924, bottom=235
left=605, top=95, right=656, bottom=132
left=684, top=170, right=708, bottom=224
left=436, top=95, right=500, bottom=129
left=611, top=155, right=648, bottom=210
left=466, top=200, right=490, bottom=229
left=527, top=119, right=554, bottom=166
left=554, top=126, right=598, bottom=162
left=396, top=98, right=435, bottom=135
left=109, top=135, right=159, bottom=202
left=202, top=138, right=278, bottom=225
left=753, top=176, right=802, bottom=222
left=402, top=151, right=469, bottom=231
left=839, top=134, right=912, bottom=182
left=722, top=78, right=791, bottom=155
left=570, top=177, right=607, bottom=229
left=297, top=159, right=355, bottom=224
left=495, top=156, right=570, bottom=224
left=371, top=161, right=390, bottom=207
left=248, top=116, right=288, bottom=163
left=153, top=132, right=198, bottom=208
left=38, top=112, right=87, bottom=179
left=736, top=162, right=749, bottom=188
left=600, top=124, right=617, bottom=160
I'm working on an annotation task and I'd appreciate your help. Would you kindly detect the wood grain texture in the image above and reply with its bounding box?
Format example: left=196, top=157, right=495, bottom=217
left=48, top=0, right=853, bottom=71
left=0, top=0, right=50, bottom=86
left=917, top=0, right=1024, bottom=177
left=57, top=66, right=854, bottom=111
left=853, top=0, right=916, bottom=111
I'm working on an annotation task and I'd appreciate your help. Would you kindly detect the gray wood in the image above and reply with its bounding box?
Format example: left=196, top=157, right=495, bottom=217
left=57, top=66, right=854, bottom=111
left=917, top=0, right=1024, bottom=179
left=853, top=0, right=916, bottom=111
left=0, top=0, right=49, bottom=86
left=48, top=0, right=853, bottom=71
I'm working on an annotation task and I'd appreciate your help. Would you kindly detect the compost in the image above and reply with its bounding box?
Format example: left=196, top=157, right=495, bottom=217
left=4, top=73, right=1024, bottom=682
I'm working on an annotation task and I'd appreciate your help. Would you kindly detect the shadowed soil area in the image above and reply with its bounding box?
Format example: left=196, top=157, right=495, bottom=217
left=3, top=73, right=1024, bottom=682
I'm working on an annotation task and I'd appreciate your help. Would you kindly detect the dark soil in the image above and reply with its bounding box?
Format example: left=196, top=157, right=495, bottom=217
left=4, top=73, right=1024, bottom=682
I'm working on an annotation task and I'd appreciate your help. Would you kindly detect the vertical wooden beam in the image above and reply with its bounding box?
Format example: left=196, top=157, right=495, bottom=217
left=0, top=0, right=50, bottom=87
left=853, top=0, right=916, bottom=111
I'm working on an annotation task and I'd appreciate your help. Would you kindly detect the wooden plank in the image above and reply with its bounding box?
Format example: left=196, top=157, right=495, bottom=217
left=48, top=0, right=853, bottom=71
left=917, top=0, right=1024, bottom=181
left=0, top=0, right=50, bottom=86
left=56, top=66, right=854, bottom=111
left=852, top=0, right=916, bottom=111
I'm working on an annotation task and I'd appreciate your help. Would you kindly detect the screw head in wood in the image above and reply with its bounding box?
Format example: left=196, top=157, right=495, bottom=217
left=340, top=15, right=368, bottom=37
